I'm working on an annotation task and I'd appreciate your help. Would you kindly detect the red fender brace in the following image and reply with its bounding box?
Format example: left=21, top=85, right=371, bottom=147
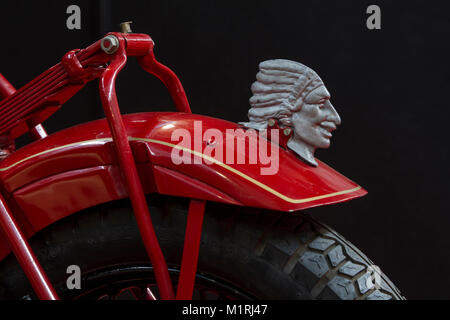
left=0, top=32, right=205, bottom=300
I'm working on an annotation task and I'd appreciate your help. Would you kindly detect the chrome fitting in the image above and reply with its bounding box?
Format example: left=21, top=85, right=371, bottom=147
left=120, top=21, right=133, bottom=34
left=100, top=35, right=120, bottom=54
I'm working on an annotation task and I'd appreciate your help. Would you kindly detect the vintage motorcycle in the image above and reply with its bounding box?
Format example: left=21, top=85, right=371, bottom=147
left=0, top=25, right=403, bottom=300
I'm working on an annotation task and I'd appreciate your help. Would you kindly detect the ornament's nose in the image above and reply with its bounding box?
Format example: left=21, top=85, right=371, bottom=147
left=326, top=100, right=341, bottom=126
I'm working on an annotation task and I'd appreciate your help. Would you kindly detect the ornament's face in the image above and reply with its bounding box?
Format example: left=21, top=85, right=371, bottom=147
left=291, top=85, right=341, bottom=150
left=240, top=59, right=342, bottom=166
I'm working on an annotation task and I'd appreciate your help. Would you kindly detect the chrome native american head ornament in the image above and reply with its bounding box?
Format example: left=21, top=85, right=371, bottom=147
left=240, top=59, right=341, bottom=166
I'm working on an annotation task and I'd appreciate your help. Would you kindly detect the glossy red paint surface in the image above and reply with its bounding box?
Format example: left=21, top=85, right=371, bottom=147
left=138, top=52, right=191, bottom=113
left=13, top=165, right=128, bottom=231
left=152, top=164, right=242, bottom=205
left=1, top=137, right=116, bottom=192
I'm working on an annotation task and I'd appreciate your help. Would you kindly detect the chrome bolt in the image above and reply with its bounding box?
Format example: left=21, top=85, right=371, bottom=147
left=101, top=35, right=120, bottom=54
left=120, top=21, right=133, bottom=34
left=268, top=118, right=276, bottom=127
left=283, top=128, right=292, bottom=136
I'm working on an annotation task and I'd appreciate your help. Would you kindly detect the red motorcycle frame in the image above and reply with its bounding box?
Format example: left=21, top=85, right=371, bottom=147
left=0, top=31, right=366, bottom=300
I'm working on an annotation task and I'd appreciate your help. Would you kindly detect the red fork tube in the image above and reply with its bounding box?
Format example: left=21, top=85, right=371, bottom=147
left=0, top=193, right=58, bottom=300
left=138, top=52, right=191, bottom=113
left=99, top=46, right=175, bottom=300
left=176, top=199, right=206, bottom=300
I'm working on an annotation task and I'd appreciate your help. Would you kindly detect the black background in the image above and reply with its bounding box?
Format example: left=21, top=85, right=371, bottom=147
left=0, top=0, right=449, bottom=299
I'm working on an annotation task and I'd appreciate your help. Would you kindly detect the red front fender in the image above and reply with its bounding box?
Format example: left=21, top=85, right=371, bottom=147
left=0, top=112, right=366, bottom=261
left=127, top=112, right=367, bottom=212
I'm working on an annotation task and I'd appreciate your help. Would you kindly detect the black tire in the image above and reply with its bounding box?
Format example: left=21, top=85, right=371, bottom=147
left=0, top=194, right=404, bottom=300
